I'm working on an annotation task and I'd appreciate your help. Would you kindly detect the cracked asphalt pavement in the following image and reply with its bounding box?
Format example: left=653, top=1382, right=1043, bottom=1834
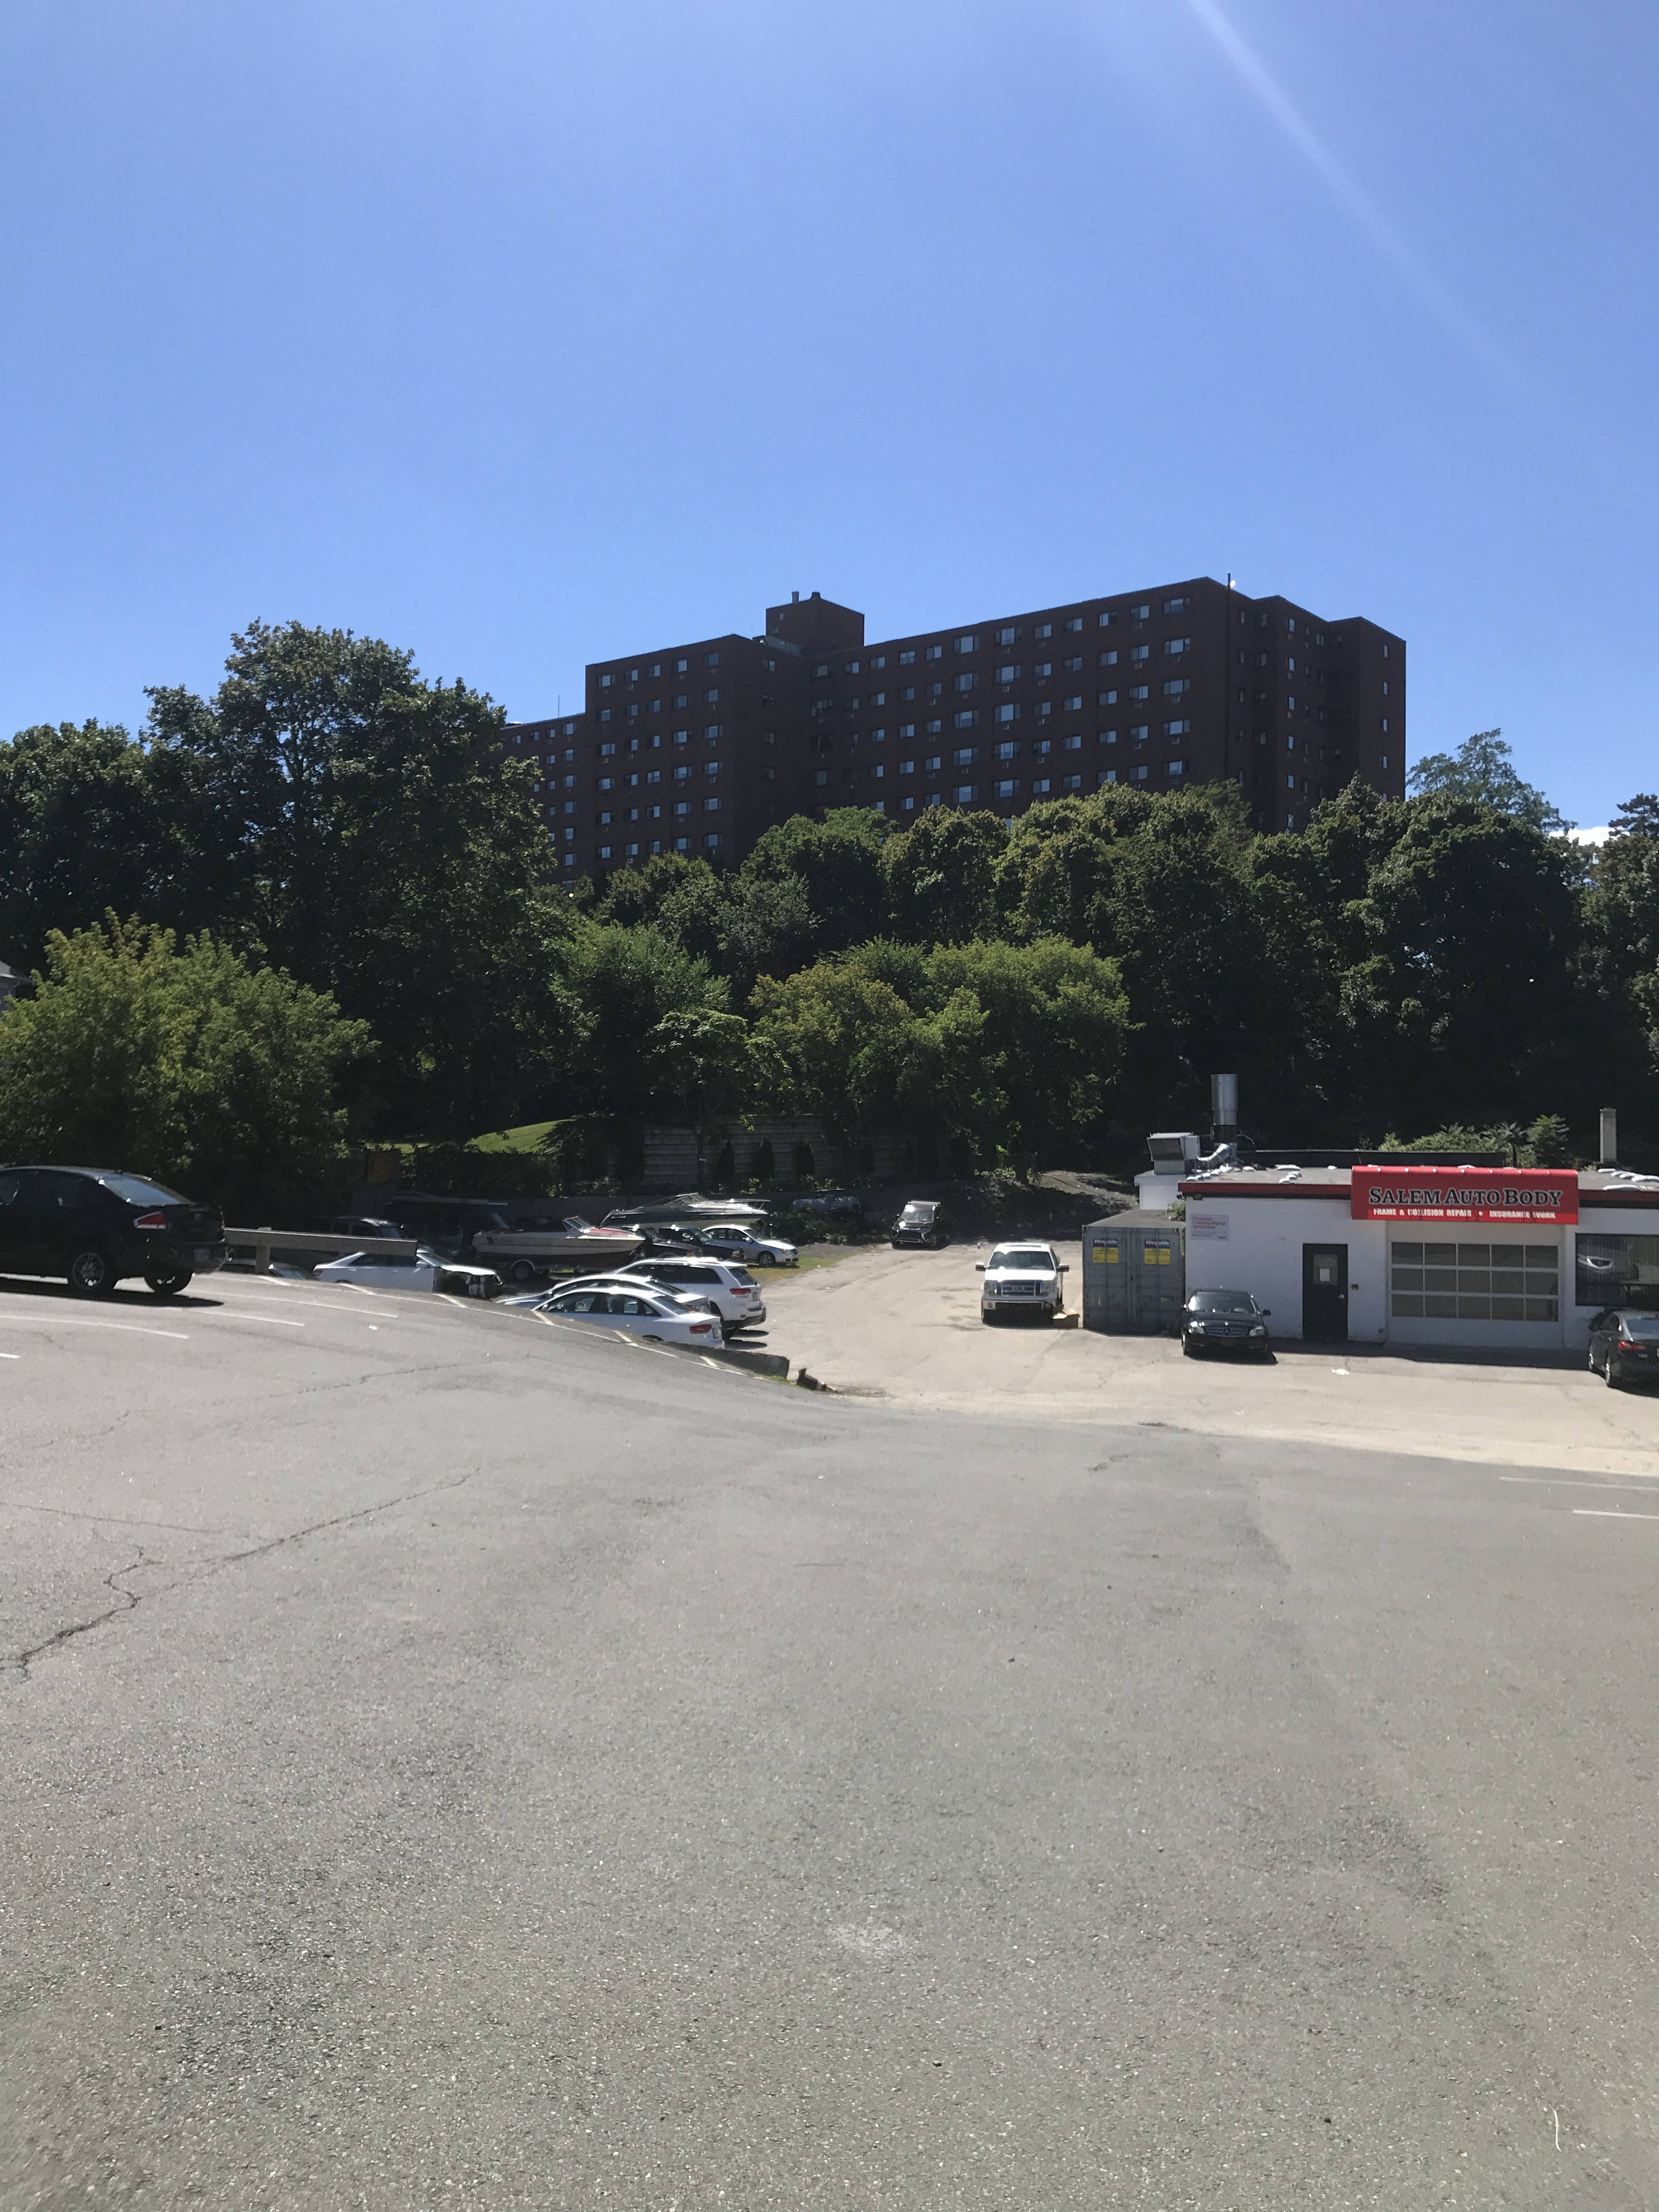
left=4, top=1265, right=1659, bottom=2207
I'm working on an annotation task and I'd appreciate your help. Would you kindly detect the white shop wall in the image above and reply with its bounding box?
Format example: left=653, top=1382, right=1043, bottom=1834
left=1184, top=1198, right=1386, bottom=1342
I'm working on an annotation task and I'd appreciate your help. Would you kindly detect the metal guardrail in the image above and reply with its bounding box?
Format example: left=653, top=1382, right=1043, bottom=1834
left=224, top=1229, right=420, bottom=1274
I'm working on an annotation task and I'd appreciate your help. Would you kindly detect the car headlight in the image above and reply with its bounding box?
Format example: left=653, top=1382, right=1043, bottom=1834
left=1250, top=1324, right=1266, bottom=1336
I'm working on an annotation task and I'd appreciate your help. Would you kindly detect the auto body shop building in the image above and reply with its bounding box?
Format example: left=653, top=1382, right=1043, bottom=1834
left=1177, top=1163, right=1659, bottom=1350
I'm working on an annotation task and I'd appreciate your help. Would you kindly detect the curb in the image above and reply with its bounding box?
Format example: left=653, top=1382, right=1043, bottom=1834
left=657, top=1339, right=791, bottom=1379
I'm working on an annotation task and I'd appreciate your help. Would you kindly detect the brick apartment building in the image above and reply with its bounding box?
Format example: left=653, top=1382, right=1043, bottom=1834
left=505, top=575, right=1403, bottom=885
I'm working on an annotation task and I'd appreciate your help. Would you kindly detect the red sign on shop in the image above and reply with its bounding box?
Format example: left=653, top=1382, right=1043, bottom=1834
left=1350, top=1166, right=1578, bottom=1224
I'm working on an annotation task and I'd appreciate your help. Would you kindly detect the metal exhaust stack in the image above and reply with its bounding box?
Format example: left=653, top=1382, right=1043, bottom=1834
left=1211, top=1073, right=1238, bottom=1144
left=1600, top=1107, right=1618, bottom=1167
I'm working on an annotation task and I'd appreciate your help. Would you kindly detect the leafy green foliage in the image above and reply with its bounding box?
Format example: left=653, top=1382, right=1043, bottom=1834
left=0, top=919, right=371, bottom=1216
left=741, top=808, right=891, bottom=952
left=881, top=809, right=1004, bottom=944
left=0, top=723, right=172, bottom=966
left=7, top=614, right=1654, bottom=1180
left=1408, top=729, right=1571, bottom=836
left=145, top=622, right=577, bottom=1137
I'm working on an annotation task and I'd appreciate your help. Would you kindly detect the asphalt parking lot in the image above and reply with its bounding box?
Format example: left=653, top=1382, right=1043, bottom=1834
left=758, top=1239, right=1659, bottom=1479
left=8, top=1263, right=1659, bottom=2206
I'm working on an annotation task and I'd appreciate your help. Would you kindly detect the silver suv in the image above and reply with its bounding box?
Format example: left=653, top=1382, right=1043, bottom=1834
left=977, top=1242, right=1068, bottom=1324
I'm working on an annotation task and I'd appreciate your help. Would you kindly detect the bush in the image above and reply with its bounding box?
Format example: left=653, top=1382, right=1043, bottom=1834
left=0, top=918, right=371, bottom=1218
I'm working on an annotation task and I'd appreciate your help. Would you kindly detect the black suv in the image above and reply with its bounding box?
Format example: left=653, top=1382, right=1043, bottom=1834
left=0, top=1166, right=227, bottom=1295
left=890, top=1199, right=947, bottom=1248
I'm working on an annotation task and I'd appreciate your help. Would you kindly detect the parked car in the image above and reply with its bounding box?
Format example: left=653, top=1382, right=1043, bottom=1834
left=329, top=1214, right=405, bottom=1244
left=616, top=1256, right=767, bottom=1331
left=1181, top=1288, right=1271, bottom=1357
left=0, top=1165, right=225, bottom=1296
left=976, top=1243, right=1067, bottom=1323
left=538, top=1284, right=725, bottom=1347
left=1587, top=1307, right=1659, bottom=1389
left=691, top=1222, right=799, bottom=1267
left=313, top=1247, right=503, bottom=1297
left=513, top=1272, right=723, bottom=1322
left=890, top=1200, right=947, bottom=1249
left=604, top=1220, right=715, bottom=1258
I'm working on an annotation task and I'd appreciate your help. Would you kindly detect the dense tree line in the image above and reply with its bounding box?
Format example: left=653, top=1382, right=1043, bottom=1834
left=1, top=621, right=1655, bottom=1206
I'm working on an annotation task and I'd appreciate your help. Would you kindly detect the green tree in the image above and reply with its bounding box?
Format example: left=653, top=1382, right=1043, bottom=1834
left=1582, top=793, right=1659, bottom=1134
left=927, top=937, right=1128, bottom=1173
left=145, top=621, right=575, bottom=1135
left=739, top=809, right=891, bottom=952
left=882, top=809, right=1006, bottom=944
left=0, top=723, right=174, bottom=966
left=1407, top=729, right=1571, bottom=836
left=750, top=961, right=930, bottom=1162
left=0, top=918, right=371, bottom=1218
left=647, top=1007, right=758, bottom=1182
left=563, top=922, right=727, bottom=1120
left=1340, top=795, right=1590, bottom=1136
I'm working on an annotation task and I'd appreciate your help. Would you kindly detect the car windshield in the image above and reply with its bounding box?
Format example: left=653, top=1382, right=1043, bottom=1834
left=99, top=1172, right=188, bottom=1206
left=901, top=1205, right=933, bottom=1219
left=995, top=1249, right=1053, bottom=1271
left=1189, top=1291, right=1257, bottom=1315
left=1618, top=1314, right=1659, bottom=1340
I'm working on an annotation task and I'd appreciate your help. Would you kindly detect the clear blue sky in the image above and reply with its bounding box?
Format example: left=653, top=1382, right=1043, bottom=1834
left=3, top=1, right=1654, bottom=825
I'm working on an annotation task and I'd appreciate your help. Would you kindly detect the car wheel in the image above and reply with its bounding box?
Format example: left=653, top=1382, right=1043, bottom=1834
left=1588, top=1346, right=1599, bottom=1372
left=144, top=1269, right=193, bottom=1296
left=508, top=1259, right=538, bottom=1284
left=1605, top=1355, right=1622, bottom=1389
left=68, top=1247, right=116, bottom=1296
left=981, top=1309, right=995, bottom=1325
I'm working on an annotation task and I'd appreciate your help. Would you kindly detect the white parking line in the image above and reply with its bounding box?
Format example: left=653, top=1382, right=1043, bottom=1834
left=1573, top=1509, right=1659, bottom=1522
left=1501, top=1474, right=1659, bottom=1491
left=0, top=1316, right=189, bottom=1340
left=216, top=1312, right=305, bottom=1327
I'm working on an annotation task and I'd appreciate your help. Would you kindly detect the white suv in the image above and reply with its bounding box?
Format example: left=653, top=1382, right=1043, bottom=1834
left=617, top=1256, right=767, bottom=1332
left=977, top=1243, right=1068, bottom=1324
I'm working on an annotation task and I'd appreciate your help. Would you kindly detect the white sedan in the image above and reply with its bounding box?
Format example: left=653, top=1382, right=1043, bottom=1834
left=313, top=1247, right=503, bottom=1297
left=692, top=1222, right=799, bottom=1267
left=538, top=1284, right=724, bottom=1346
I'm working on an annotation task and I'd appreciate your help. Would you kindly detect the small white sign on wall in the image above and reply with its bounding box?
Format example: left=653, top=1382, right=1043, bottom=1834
left=1188, top=1210, right=1229, bottom=1241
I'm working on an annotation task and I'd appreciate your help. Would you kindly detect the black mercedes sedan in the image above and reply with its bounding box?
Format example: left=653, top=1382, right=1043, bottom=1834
left=1181, top=1287, right=1271, bottom=1357
left=1587, top=1307, right=1659, bottom=1390
left=0, top=1166, right=226, bottom=1296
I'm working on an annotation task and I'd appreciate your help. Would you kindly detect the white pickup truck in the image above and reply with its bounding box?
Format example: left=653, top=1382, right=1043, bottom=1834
left=976, top=1242, right=1069, bottom=1324
left=470, top=1217, right=645, bottom=1284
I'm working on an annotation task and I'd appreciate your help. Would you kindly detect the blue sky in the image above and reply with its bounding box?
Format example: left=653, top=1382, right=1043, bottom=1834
left=3, top=0, right=1654, bottom=825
